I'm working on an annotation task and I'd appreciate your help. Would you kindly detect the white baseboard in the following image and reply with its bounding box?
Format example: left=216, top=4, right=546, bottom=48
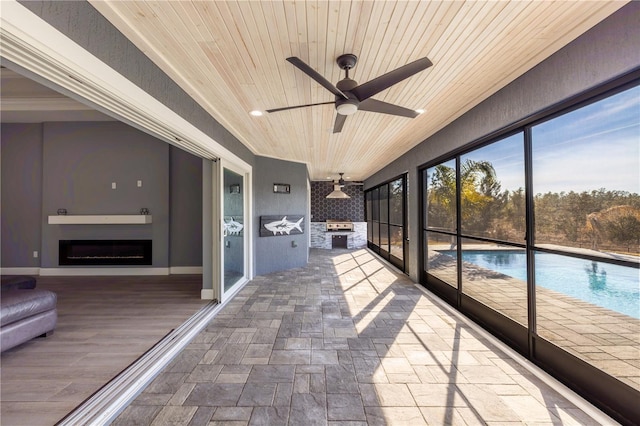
left=3, top=267, right=203, bottom=276
left=170, top=266, right=203, bottom=274
left=201, top=288, right=215, bottom=300
left=0, top=267, right=41, bottom=275
left=39, top=268, right=170, bottom=276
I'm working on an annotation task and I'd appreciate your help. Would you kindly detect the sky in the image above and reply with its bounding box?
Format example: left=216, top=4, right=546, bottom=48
left=531, top=86, right=639, bottom=195
left=459, top=85, right=639, bottom=195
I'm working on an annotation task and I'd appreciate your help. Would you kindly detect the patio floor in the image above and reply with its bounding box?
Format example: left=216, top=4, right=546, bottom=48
left=113, top=249, right=612, bottom=425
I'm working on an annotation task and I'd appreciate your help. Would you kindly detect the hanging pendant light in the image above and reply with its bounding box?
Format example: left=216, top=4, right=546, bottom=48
left=326, top=184, right=350, bottom=199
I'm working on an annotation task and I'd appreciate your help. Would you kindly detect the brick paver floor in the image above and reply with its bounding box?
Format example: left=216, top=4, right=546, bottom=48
left=113, top=249, right=611, bottom=425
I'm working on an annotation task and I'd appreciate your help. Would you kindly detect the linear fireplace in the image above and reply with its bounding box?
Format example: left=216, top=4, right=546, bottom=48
left=59, top=240, right=152, bottom=266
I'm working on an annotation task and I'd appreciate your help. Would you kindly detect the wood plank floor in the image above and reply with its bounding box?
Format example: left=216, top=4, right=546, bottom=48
left=0, top=275, right=207, bottom=426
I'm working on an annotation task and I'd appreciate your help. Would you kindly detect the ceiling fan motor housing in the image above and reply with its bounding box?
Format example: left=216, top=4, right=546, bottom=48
left=336, top=54, right=358, bottom=70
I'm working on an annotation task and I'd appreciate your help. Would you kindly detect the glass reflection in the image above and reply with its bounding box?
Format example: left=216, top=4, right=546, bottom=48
left=460, top=133, right=525, bottom=242
left=460, top=239, right=527, bottom=326
left=426, top=159, right=457, bottom=232
left=223, top=168, right=244, bottom=292
left=425, top=231, right=458, bottom=287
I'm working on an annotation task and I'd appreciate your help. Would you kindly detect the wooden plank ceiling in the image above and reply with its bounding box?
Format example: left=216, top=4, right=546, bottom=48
left=89, top=1, right=625, bottom=181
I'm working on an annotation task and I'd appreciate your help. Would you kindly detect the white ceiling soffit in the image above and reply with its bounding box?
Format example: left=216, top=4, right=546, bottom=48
left=0, top=67, right=115, bottom=123
left=89, top=1, right=626, bottom=181
left=0, top=0, right=251, bottom=168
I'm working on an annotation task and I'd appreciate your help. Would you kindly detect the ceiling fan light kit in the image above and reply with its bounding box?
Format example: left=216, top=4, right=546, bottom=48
left=336, top=101, right=358, bottom=115
left=266, top=53, right=432, bottom=133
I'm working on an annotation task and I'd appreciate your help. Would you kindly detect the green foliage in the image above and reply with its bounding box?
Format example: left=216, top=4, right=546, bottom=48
left=427, top=161, right=640, bottom=253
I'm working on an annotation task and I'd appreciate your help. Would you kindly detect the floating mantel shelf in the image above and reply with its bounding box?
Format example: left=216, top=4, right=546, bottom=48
left=48, top=215, right=152, bottom=225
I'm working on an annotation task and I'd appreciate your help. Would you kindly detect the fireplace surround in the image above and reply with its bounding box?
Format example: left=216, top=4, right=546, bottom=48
left=59, top=240, right=152, bottom=266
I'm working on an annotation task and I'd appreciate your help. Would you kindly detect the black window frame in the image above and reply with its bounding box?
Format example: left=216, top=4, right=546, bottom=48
left=365, top=173, right=408, bottom=273
left=419, top=69, right=640, bottom=426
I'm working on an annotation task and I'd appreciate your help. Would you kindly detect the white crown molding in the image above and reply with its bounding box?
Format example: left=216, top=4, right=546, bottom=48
left=0, top=97, right=93, bottom=111
left=0, top=0, right=251, bottom=170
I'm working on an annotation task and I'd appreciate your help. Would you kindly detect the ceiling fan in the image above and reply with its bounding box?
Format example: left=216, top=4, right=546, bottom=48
left=266, top=54, right=432, bottom=133
left=335, top=172, right=363, bottom=187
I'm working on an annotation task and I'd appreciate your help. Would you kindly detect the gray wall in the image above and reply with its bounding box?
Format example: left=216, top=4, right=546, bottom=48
left=254, top=157, right=309, bottom=276
left=0, top=121, right=204, bottom=270
left=364, top=3, right=640, bottom=282
left=1, top=123, right=43, bottom=267
left=41, top=122, right=169, bottom=268
left=170, top=147, right=203, bottom=267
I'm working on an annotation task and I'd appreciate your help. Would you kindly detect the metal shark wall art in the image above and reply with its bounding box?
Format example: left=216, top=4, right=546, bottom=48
left=260, top=215, right=305, bottom=237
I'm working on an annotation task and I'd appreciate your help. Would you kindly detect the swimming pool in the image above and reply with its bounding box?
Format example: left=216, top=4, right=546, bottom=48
left=438, top=250, right=639, bottom=318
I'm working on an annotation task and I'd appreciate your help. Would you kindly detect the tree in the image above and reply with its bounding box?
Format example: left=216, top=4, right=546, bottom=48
left=427, top=159, right=500, bottom=236
left=606, top=215, right=640, bottom=246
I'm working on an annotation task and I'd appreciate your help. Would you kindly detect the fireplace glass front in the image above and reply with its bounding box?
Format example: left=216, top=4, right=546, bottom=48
left=59, top=240, right=152, bottom=266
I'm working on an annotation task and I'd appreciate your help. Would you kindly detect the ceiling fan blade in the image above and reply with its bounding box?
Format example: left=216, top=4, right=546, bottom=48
left=287, top=57, right=348, bottom=100
left=351, top=57, right=433, bottom=101
left=333, top=114, right=347, bottom=133
left=266, top=101, right=335, bottom=113
left=359, top=98, right=419, bottom=118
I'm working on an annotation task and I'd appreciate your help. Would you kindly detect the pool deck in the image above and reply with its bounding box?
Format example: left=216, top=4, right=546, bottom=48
left=427, top=248, right=640, bottom=392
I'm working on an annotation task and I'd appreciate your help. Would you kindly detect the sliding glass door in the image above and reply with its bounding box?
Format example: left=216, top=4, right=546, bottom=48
left=366, top=174, right=408, bottom=272
left=221, top=163, right=248, bottom=297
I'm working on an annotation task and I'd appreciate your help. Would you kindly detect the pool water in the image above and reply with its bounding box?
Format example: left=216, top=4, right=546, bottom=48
left=439, top=250, right=639, bottom=318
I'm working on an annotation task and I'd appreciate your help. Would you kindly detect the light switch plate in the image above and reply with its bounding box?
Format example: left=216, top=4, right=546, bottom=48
left=112, top=182, right=117, bottom=189
left=137, top=180, right=143, bottom=187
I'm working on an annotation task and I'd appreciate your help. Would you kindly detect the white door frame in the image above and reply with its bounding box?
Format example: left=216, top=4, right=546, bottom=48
left=219, top=158, right=253, bottom=302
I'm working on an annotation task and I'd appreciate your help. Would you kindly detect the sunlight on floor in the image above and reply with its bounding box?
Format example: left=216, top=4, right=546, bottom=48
left=332, top=250, right=580, bottom=425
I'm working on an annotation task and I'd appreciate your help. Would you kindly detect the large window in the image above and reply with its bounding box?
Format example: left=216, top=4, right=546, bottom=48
left=421, top=80, right=640, bottom=420
left=531, top=86, right=640, bottom=392
left=366, top=175, right=407, bottom=272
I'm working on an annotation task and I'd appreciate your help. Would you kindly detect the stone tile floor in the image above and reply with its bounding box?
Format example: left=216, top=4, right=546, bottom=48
left=113, top=249, right=610, bottom=425
left=427, top=247, right=640, bottom=391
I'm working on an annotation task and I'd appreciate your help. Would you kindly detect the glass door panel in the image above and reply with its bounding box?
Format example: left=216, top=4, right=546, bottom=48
left=223, top=167, right=245, bottom=292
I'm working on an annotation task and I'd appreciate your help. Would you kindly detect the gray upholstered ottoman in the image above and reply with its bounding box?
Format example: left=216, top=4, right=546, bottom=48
left=1, top=289, right=57, bottom=352
left=1, top=275, right=37, bottom=291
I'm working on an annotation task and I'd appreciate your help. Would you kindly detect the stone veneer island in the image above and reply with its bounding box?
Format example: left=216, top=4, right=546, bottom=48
left=309, top=222, right=367, bottom=250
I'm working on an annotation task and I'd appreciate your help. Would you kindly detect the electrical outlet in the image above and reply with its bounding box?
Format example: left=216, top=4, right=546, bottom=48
left=137, top=180, right=143, bottom=187
left=111, top=182, right=117, bottom=189
left=33, top=251, right=38, bottom=258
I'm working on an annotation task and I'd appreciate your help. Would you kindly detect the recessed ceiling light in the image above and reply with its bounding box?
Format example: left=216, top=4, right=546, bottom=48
left=415, top=109, right=425, bottom=114
left=250, top=110, right=263, bottom=117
